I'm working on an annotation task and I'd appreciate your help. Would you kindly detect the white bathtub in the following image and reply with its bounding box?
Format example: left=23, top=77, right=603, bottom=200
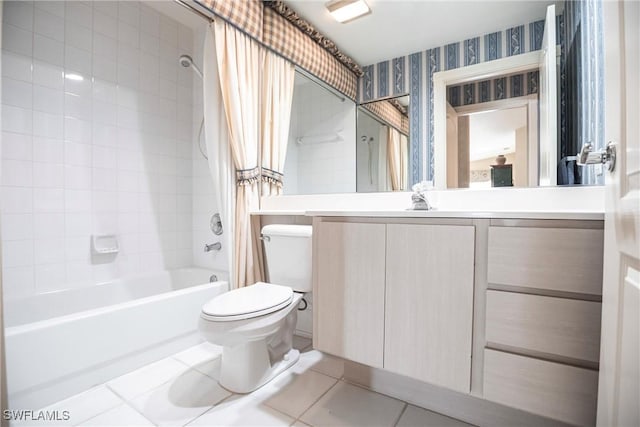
left=3, top=267, right=228, bottom=410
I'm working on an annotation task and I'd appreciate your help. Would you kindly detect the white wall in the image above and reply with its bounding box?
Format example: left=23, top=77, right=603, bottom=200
left=283, top=76, right=356, bottom=195
left=0, top=1, right=198, bottom=298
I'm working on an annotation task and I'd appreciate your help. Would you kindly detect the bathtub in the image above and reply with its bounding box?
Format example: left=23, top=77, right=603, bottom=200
left=3, top=267, right=228, bottom=410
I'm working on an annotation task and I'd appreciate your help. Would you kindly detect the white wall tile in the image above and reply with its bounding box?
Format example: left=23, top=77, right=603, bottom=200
left=93, top=33, right=118, bottom=61
left=65, top=93, right=93, bottom=121
left=3, top=1, right=34, bottom=32
left=65, top=189, right=92, bottom=212
left=65, top=45, right=93, bottom=75
left=2, top=78, right=33, bottom=109
left=33, top=85, right=64, bottom=114
left=93, top=10, right=117, bottom=37
left=64, top=117, right=92, bottom=143
left=64, top=213, right=92, bottom=237
left=33, top=136, right=64, bottom=163
left=35, top=1, right=65, bottom=19
left=33, top=111, right=63, bottom=138
left=66, top=22, right=93, bottom=52
left=64, top=141, right=92, bottom=167
left=93, top=1, right=118, bottom=19
left=139, top=5, right=160, bottom=37
left=64, top=165, right=92, bottom=190
left=2, top=240, right=34, bottom=268
left=2, top=105, right=32, bottom=134
left=33, top=61, right=64, bottom=89
left=33, top=162, right=64, bottom=188
left=117, top=21, right=139, bottom=48
left=35, top=263, right=67, bottom=292
left=2, top=186, right=34, bottom=213
left=2, top=159, right=33, bottom=187
left=2, top=132, right=33, bottom=161
left=34, top=188, right=65, bottom=213
left=118, top=1, right=139, bottom=27
left=34, top=8, right=65, bottom=42
left=34, top=238, right=66, bottom=265
left=2, top=24, right=33, bottom=56
left=1, top=213, right=34, bottom=241
left=34, top=213, right=65, bottom=239
left=34, top=34, right=65, bottom=67
left=2, top=266, right=35, bottom=298
left=2, top=1, right=198, bottom=298
left=2, top=51, right=32, bottom=83
left=65, top=2, right=93, bottom=29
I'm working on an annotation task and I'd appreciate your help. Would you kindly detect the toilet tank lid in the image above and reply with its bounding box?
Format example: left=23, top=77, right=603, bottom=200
left=261, top=224, right=312, bottom=238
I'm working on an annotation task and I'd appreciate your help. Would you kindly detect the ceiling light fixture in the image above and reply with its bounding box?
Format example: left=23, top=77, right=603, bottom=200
left=326, top=0, right=371, bottom=23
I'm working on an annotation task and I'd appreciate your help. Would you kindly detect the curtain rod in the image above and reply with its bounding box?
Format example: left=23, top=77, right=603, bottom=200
left=174, top=0, right=215, bottom=23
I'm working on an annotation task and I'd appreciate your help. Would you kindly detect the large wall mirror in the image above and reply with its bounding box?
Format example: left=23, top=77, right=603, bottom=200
left=280, top=1, right=605, bottom=195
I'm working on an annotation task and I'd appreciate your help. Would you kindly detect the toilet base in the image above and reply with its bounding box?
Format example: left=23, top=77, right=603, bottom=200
left=219, top=339, right=300, bottom=393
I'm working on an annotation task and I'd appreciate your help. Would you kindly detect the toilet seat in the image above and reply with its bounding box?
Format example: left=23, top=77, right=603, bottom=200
left=201, top=282, right=294, bottom=322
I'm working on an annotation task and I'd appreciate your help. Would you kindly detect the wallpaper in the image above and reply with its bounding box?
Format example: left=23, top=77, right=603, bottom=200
left=359, top=19, right=546, bottom=184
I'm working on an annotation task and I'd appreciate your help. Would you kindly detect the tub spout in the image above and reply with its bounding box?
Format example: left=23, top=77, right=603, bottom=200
left=204, top=242, right=222, bottom=252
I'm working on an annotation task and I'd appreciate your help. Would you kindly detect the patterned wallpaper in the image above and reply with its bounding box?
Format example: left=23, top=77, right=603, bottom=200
left=359, top=19, right=546, bottom=184
left=447, top=71, right=539, bottom=107
left=559, top=0, right=604, bottom=186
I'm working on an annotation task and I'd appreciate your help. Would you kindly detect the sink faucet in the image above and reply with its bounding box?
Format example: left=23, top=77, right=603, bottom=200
left=204, top=242, right=222, bottom=252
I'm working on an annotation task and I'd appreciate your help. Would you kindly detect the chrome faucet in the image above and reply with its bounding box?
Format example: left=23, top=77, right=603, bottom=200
left=204, top=242, right=222, bottom=252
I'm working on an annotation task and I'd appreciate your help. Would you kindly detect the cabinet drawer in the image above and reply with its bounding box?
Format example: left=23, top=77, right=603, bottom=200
left=487, top=226, right=604, bottom=296
left=484, top=349, right=598, bottom=426
left=486, top=290, right=601, bottom=363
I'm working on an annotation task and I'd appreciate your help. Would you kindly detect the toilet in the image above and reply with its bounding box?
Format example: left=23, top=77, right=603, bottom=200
left=198, top=224, right=312, bottom=393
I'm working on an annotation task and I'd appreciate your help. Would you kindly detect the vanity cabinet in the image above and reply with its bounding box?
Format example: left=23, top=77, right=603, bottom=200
left=385, top=224, right=475, bottom=393
left=483, top=222, right=604, bottom=426
left=314, top=221, right=386, bottom=368
left=313, top=219, right=476, bottom=393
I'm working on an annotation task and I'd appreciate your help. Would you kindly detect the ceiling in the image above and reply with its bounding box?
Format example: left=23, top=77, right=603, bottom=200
left=286, top=0, right=551, bottom=66
left=469, top=106, right=527, bottom=161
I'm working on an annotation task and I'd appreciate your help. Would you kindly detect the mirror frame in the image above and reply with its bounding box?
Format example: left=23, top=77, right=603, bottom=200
left=433, top=51, right=543, bottom=189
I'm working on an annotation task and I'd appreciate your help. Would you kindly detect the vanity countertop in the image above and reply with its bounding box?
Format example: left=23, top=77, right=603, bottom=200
left=256, top=209, right=604, bottom=220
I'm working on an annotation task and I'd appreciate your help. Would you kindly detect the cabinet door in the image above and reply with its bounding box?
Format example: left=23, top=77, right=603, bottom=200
left=314, top=221, right=386, bottom=368
left=385, top=224, right=475, bottom=393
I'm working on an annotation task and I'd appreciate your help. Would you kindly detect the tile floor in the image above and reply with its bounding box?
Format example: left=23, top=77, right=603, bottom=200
left=28, top=337, right=473, bottom=427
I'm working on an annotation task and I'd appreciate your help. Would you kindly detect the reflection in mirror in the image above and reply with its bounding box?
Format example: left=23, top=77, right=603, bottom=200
left=283, top=71, right=356, bottom=195
left=357, top=96, right=410, bottom=192
left=446, top=73, right=539, bottom=188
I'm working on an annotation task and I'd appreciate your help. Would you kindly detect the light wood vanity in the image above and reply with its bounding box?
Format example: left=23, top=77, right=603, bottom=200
left=310, top=212, right=604, bottom=427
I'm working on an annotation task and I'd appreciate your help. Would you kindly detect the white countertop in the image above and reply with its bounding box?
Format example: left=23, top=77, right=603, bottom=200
left=256, top=187, right=605, bottom=221
left=303, top=210, right=604, bottom=220
left=253, top=209, right=603, bottom=220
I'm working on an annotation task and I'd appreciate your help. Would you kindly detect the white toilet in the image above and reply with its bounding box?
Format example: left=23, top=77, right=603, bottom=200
left=198, top=224, right=312, bottom=393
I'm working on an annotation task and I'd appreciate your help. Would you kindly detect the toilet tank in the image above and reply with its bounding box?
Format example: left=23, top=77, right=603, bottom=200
left=261, top=224, right=312, bottom=293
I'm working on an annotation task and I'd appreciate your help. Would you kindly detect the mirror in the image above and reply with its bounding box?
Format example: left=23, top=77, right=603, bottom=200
left=279, top=1, right=605, bottom=195
left=357, top=96, right=410, bottom=192
left=283, top=72, right=356, bottom=195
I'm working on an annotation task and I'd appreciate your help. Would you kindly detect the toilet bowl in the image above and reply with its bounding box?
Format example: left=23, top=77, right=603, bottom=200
left=199, top=225, right=312, bottom=393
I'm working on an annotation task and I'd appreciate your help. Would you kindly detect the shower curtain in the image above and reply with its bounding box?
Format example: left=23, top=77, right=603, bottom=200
left=261, top=54, right=296, bottom=196
left=387, top=127, right=409, bottom=191
left=213, top=20, right=264, bottom=288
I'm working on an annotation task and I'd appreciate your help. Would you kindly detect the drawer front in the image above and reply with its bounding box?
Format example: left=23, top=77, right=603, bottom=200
left=488, top=226, right=604, bottom=296
left=484, top=349, right=598, bottom=426
left=486, top=291, right=602, bottom=363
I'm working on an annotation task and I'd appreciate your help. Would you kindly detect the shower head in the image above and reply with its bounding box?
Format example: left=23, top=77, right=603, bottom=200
left=179, top=54, right=203, bottom=78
